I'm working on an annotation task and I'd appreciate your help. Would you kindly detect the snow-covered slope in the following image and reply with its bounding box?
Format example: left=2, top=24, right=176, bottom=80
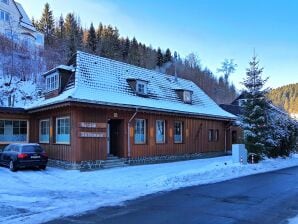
left=0, top=76, right=40, bottom=107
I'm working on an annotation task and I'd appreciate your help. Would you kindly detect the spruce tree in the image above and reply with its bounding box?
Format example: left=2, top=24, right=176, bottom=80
left=156, top=48, right=164, bottom=67
left=241, top=55, right=269, bottom=157
left=39, top=3, right=55, bottom=45
left=164, top=48, right=172, bottom=63
left=87, top=23, right=97, bottom=53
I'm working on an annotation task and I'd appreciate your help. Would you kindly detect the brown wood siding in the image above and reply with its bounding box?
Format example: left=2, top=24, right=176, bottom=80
left=27, top=102, right=234, bottom=162
left=29, top=106, right=75, bottom=161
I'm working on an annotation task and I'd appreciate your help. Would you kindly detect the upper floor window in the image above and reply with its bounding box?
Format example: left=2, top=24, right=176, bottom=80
left=0, top=10, right=10, bottom=22
left=174, top=121, right=183, bottom=143
left=134, top=119, right=146, bottom=144
left=39, top=119, right=50, bottom=143
left=183, top=91, right=192, bottom=103
left=1, top=0, right=9, bottom=5
left=136, top=80, right=148, bottom=95
left=46, top=73, right=59, bottom=92
left=56, top=117, right=70, bottom=144
left=156, top=120, right=165, bottom=143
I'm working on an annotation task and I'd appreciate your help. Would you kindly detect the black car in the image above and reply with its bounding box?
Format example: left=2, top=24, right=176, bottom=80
left=0, top=143, right=48, bottom=171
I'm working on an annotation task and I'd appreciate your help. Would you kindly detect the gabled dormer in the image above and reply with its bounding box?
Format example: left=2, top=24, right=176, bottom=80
left=127, top=78, right=148, bottom=96
left=44, top=65, right=74, bottom=99
left=175, top=89, right=193, bottom=104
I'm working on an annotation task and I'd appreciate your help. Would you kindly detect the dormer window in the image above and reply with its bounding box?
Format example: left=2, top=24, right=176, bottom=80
left=175, top=89, right=193, bottom=104
left=136, top=80, right=147, bottom=95
left=183, top=91, right=192, bottom=103
left=46, top=73, right=59, bottom=92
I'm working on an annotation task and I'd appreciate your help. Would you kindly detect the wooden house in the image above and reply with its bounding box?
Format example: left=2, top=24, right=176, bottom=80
left=0, top=51, right=236, bottom=169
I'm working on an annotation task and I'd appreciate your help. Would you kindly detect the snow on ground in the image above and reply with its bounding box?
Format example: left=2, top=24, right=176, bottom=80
left=288, top=216, right=298, bottom=224
left=1, top=155, right=298, bottom=224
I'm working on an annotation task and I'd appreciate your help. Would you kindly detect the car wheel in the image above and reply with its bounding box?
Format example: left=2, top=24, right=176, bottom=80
left=39, top=165, right=46, bottom=170
left=9, top=160, right=17, bottom=172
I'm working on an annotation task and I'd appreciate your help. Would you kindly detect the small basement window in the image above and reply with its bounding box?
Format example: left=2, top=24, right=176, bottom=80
left=136, top=80, right=148, bottom=95
left=46, top=73, right=59, bottom=92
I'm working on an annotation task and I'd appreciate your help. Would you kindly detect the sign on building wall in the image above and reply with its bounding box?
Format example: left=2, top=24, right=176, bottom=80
left=78, top=122, right=107, bottom=138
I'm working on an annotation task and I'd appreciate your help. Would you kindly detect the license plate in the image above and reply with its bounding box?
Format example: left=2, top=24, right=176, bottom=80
left=31, top=156, right=40, bottom=159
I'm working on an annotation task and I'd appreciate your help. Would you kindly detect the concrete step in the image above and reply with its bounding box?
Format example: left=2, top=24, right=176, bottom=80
left=102, top=163, right=129, bottom=169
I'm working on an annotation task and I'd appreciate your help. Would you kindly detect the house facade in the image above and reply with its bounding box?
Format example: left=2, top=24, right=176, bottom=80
left=0, top=51, right=237, bottom=169
left=0, top=0, right=44, bottom=47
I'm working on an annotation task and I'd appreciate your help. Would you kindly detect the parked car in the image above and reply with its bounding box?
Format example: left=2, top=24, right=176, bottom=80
left=0, top=143, right=48, bottom=171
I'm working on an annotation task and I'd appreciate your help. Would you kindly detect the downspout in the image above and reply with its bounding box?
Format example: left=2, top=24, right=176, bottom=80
left=128, top=108, right=138, bottom=159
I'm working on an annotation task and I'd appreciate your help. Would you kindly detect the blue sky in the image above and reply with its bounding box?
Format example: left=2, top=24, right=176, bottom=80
left=18, top=0, right=298, bottom=90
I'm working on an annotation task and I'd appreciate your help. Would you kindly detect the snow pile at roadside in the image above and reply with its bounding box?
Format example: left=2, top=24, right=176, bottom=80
left=1, top=155, right=298, bottom=224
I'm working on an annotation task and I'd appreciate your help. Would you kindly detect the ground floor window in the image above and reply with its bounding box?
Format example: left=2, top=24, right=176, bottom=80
left=135, top=119, right=146, bottom=144
left=174, top=121, right=183, bottom=143
left=56, top=117, right=70, bottom=144
left=0, top=120, right=27, bottom=142
left=156, top=120, right=165, bottom=143
left=208, top=129, right=219, bottom=142
left=39, top=119, right=50, bottom=143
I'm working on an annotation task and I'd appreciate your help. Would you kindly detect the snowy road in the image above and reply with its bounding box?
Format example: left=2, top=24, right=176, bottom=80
left=46, top=166, right=298, bottom=224
left=1, top=155, right=298, bottom=224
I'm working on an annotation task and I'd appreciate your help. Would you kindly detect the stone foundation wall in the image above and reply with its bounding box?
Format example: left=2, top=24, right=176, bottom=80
left=48, top=159, right=104, bottom=171
left=128, top=152, right=227, bottom=165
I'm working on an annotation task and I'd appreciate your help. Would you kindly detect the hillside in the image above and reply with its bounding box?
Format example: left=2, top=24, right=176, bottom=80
left=268, top=83, right=298, bottom=114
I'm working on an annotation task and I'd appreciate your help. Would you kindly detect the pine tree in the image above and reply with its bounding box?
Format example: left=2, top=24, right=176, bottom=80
left=64, top=13, right=78, bottom=57
left=87, top=23, right=96, bottom=53
left=38, top=3, right=55, bottom=45
left=56, top=14, right=65, bottom=39
left=241, top=55, right=269, bottom=157
left=156, top=48, right=164, bottom=67
left=164, top=48, right=172, bottom=63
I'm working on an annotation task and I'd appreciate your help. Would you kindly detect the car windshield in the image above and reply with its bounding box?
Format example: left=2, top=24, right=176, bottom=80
left=22, top=145, right=43, bottom=153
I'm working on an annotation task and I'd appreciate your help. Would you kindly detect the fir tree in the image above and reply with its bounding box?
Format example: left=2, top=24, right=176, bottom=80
left=87, top=23, right=97, bottom=52
left=164, top=48, right=172, bottom=63
left=38, top=3, right=55, bottom=45
left=156, top=48, right=164, bottom=67
left=241, top=55, right=269, bottom=157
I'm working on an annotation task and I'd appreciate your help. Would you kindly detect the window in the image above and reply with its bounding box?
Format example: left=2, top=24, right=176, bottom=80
left=46, top=73, right=59, bottom=92
left=174, top=121, right=183, bottom=143
left=183, top=91, right=192, bottom=103
left=156, top=120, right=165, bottom=143
left=56, top=117, right=70, bottom=144
left=136, top=80, right=147, bottom=95
left=0, top=120, right=27, bottom=142
left=208, top=129, right=219, bottom=142
left=39, top=119, right=50, bottom=143
left=0, top=10, right=9, bottom=22
left=134, top=119, right=146, bottom=144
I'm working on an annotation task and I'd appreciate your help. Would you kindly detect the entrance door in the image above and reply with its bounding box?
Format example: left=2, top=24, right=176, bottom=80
left=108, top=119, right=124, bottom=157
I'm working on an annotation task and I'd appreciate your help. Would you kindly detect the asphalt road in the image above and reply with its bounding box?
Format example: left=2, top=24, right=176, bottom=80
left=45, top=166, right=298, bottom=224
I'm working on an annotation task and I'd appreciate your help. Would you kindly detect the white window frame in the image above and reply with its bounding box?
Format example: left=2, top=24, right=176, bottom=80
left=134, top=119, right=146, bottom=144
left=174, top=121, right=183, bottom=143
left=156, top=120, right=165, bottom=143
left=136, top=80, right=148, bottom=95
left=46, top=73, right=59, bottom=92
left=0, top=10, right=9, bottom=22
left=39, top=119, right=50, bottom=143
left=183, top=91, right=192, bottom=103
left=0, top=119, right=28, bottom=143
left=56, top=116, right=70, bottom=144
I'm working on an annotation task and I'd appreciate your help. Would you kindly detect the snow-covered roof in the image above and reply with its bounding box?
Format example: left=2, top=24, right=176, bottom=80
left=43, top=65, right=75, bottom=76
left=27, top=51, right=236, bottom=120
left=15, top=2, right=36, bottom=32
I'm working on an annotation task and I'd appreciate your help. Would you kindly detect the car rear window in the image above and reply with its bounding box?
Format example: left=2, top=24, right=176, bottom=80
left=22, top=145, right=44, bottom=153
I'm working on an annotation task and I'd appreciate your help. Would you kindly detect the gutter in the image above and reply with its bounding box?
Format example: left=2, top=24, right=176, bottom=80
left=128, top=108, right=138, bottom=158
